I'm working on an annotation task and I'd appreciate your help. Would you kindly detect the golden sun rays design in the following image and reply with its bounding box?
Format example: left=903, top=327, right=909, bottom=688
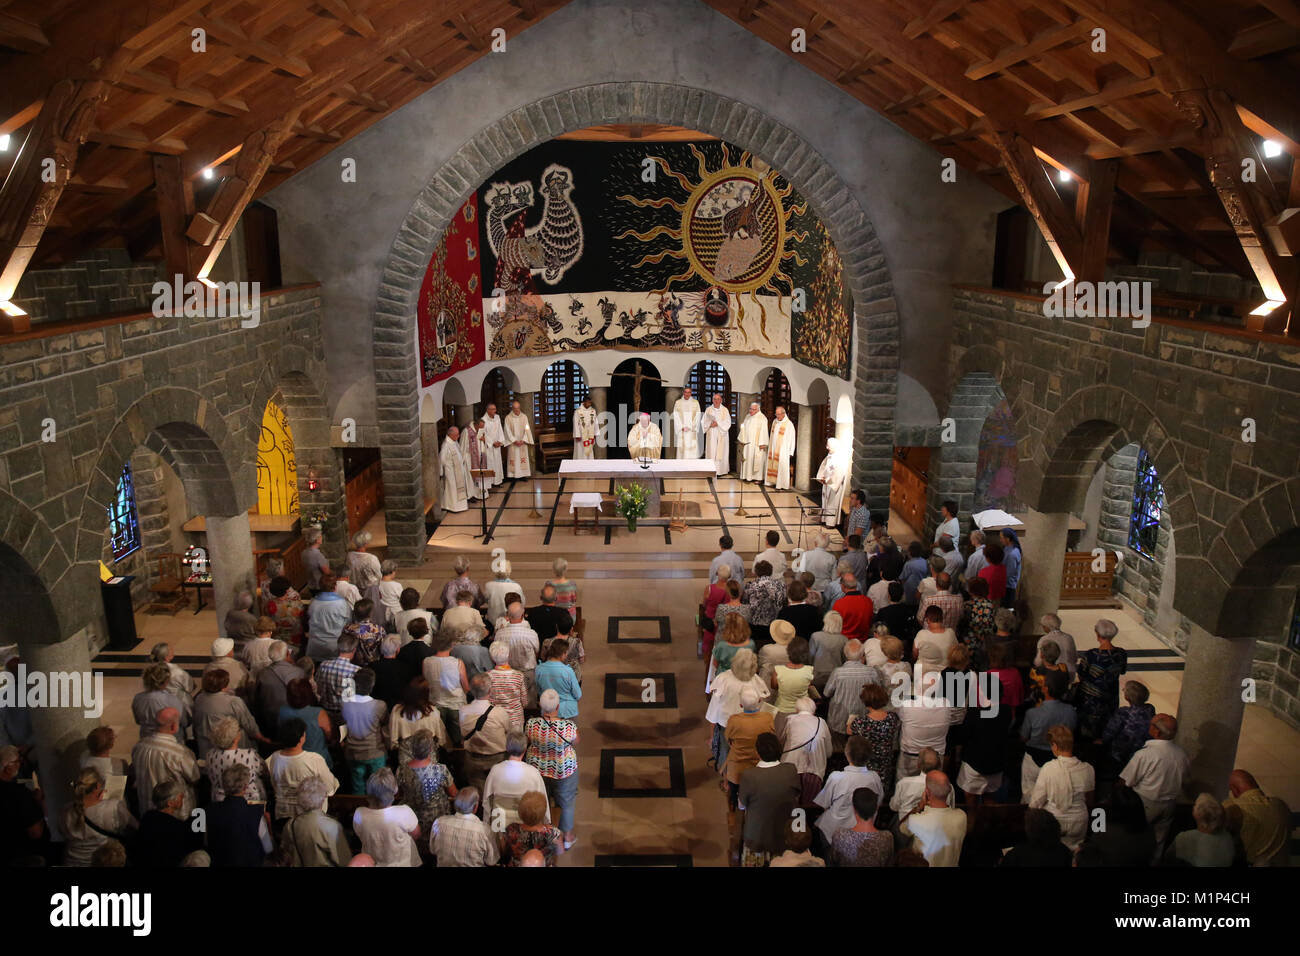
left=615, top=144, right=807, bottom=339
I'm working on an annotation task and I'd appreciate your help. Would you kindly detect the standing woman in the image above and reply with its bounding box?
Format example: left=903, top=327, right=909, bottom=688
left=347, top=531, right=383, bottom=591
left=61, top=768, right=138, bottom=866
left=701, top=564, right=732, bottom=661
left=525, top=689, right=579, bottom=850
left=423, top=630, right=470, bottom=749
left=999, top=529, right=1022, bottom=608
left=1077, top=618, right=1128, bottom=742
left=847, top=682, right=901, bottom=798
left=705, top=648, right=769, bottom=772
left=710, top=612, right=756, bottom=679
left=547, top=557, right=579, bottom=623
left=977, top=542, right=1007, bottom=604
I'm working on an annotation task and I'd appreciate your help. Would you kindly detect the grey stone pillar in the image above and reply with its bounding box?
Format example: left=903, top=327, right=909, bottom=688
left=1019, top=508, right=1070, bottom=634
left=206, top=512, right=256, bottom=638
left=589, top=386, right=609, bottom=459
left=421, top=422, right=441, bottom=520
left=795, top=403, right=814, bottom=493
left=664, top=386, right=682, bottom=451
left=26, top=626, right=97, bottom=839
left=1176, top=623, right=1253, bottom=799
left=297, top=446, right=347, bottom=564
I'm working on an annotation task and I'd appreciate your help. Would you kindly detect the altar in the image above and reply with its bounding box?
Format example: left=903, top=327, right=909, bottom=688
left=558, top=459, right=720, bottom=516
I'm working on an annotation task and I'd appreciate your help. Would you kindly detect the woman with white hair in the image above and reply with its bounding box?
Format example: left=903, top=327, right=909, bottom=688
left=781, top=696, right=832, bottom=780
left=61, top=767, right=137, bottom=866
left=396, top=729, right=458, bottom=840
left=149, top=641, right=194, bottom=701
left=1077, top=618, right=1127, bottom=740
left=525, top=688, right=579, bottom=849
left=705, top=648, right=769, bottom=770
left=280, top=775, right=353, bottom=866
left=483, top=548, right=519, bottom=623
left=808, top=610, right=847, bottom=691
left=547, top=557, right=578, bottom=622
left=1170, top=793, right=1237, bottom=867
left=722, top=688, right=775, bottom=807
left=367, top=559, right=404, bottom=630
left=347, top=531, right=383, bottom=590
left=440, top=555, right=483, bottom=610
left=487, top=640, right=527, bottom=730
left=301, top=527, right=330, bottom=593
left=352, top=767, right=421, bottom=866
left=206, top=715, right=269, bottom=802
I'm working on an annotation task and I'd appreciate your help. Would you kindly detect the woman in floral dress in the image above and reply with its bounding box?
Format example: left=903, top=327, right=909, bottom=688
left=847, top=681, right=901, bottom=797
left=501, top=790, right=565, bottom=866
left=395, top=730, right=457, bottom=837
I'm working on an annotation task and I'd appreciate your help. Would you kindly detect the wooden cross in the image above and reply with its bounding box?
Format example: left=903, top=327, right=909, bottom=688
left=610, top=360, right=666, bottom=413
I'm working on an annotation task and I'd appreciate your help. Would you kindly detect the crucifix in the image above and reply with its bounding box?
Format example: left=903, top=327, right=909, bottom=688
left=609, top=360, right=666, bottom=413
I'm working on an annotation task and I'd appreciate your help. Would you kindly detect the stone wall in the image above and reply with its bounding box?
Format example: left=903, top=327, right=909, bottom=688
left=12, top=250, right=166, bottom=324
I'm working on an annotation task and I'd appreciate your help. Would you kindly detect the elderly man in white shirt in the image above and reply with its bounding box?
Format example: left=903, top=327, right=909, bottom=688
left=494, top=602, right=540, bottom=704
left=1120, top=713, right=1190, bottom=849
left=482, top=732, right=550, bottom=828
left=889, top=748, right=951, bottom=824
left=1034, top=613, right=1078, bottom=680
left=814, top=735, right=884, bottom=844
left=899, top=771, right=967, bottom=866
left=896, top=685, right=966, bottom=779
left=800, top=533, right=838, bottom=592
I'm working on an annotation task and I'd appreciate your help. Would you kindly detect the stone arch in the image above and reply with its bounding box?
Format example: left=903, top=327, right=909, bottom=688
left=373, top=81, right=899, bottom=560
left=952, top=343, right=1006, bottom=389
left=926, top=371, right=1008, bottom=537
left=806, top=378, right=830, bottom=406
left=0, top=489, right=77, bottom=644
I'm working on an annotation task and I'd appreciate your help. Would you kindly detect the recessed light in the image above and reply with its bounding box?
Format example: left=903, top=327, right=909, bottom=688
left=202, top=167, right=214, bottom=180
left=0, top=134, right=9, bottom=152
left=1057, top=168, right=1072, bottom=183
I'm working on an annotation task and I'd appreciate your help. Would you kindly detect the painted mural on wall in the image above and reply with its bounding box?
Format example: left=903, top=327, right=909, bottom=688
left=975, top=398, right=1018, bottom=512
left=416, top=139, right=853, bottom=384
left=256, top=398, right=298, bottom=516
left=417, top=196, right=484, bottom=386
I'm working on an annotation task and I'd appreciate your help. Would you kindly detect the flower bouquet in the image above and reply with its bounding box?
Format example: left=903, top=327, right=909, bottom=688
left=613, top=482, right=651, bottom=533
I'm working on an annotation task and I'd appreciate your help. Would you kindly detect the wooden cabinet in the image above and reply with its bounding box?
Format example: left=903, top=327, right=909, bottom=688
left=346, top=461, right=384, bottom=536
left=891, top=454, right=928, bottom=536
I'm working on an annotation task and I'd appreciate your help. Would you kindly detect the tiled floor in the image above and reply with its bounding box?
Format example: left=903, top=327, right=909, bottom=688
left=99, top=476, right=1300, bottom=865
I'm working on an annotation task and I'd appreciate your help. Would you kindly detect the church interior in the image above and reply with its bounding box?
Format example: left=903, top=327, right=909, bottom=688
left=2, top=0, right=1300, bottom=885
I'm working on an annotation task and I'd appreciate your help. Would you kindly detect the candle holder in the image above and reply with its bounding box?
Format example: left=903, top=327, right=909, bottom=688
left=637, top=453, right=651, bottom=470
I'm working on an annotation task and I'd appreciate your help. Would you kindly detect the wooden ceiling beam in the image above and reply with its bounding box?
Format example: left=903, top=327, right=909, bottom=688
left=902, top=0, right=968, bottom=40
left=1227, top=19, right=1300, bottom=59
left=192, top=15, right=314, bottom=77
left=119, top=68, right=250, bottom=115
left=965, top=19, right=1090, bottom=80
left=1025, top=74, right=1159, bottom=118
left=314, top=0, right=378, bottom=37
left=0, top=11, right=50, bottom=53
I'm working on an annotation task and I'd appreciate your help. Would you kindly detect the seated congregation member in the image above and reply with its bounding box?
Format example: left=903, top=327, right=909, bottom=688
left=1119, top=713, right=1189, bottom=849
left=815, top=735, right=885, bottom=847
left=777, top=579, right=823, bottom=640
left=395, top=587, right=437, bottom=641
left=502, top=790, right=565, bottom=866
left=526, top=584, right=571, bottom=642
left=279, top=775, right=353, bottom=867
left=1000, top=808, right=1072, bottom=867
left=205, top=636, right=250, bottom=694
left=1103, top=680, right=1155, bottom=768
left=535, top=638, right=582, bottom=718
left=769, top=820, right=826, bottom=867
left=1224, top=769, right=1292, bottom=866
left=808, top=610, right=846, bottom=691
left=131, top=707, right=199, bottom=819
left=279, top=677, right=334, bottom=770
left=254, top=640, right=302, bottom=733
left=461, top=672, right=513, bottom=795
left=723, top=689, right=775, bottom=808
left=1027, top=725, right=1094, bottom=850
left=1082, top=786, right=1155, bottom=866
left=396, top=729, right=458, bottom=838
left=1020, top=670, right=1076, bottom=800
left=898, top=771, right=967, bottom=867
left=737, top=733, right=801, bottom=867
left=487, top=640, right=528, bottom=730
left=483, top=731, right=549, bottom=828
left=315, top=632, right=360, bottom=729
left=526, top=689, right=580, bottom=849
left=781, top=696, right=831, bottom=781
left=442, top=555, right=485, bottom=610
left=388, top=677, right=446, bottom=765
left=830, top=787, right=893, bottom=867
left=743, top=560, right=786, bottom=645
left=61, top=767, right=138, bottom=867
left=304, top=574, right=352, bottom=662
left=341, top=668, right=388, bottom=794
left=343, top=598, right=385, bottom=666
left=367, top=635, right=412, bottom=708
left=711, top=612, right=756, bottom=678
left=266, top=717, right=339, bottom=822
left=914, top=605, right=957, bottom=676
left=832, top=573, right=872, bottom=641
left=847, top=681, right=900, bottom=795
left=193, top=667, right=268, bottom=759
left=753, top=529, right=787, bottom=575
left=132, top=661, right=189, bottom=740
left=396, top=617, right=435, bottom=672
left=1169, top=793, right=1238, bottom=867
left=352, top=767, right=421, bottom=867
left=136, top=780, right=204, bottom=867
left=206, top=716, right=269, bottom=803
left=916, top=572, right=963, bottom=631
left=206, top=765, right=273, bottom=868
left=424, top=630, right=470, bottom=747
left=431, top=787, right=498, bottom=867
left=706, top=649, right=769, bottom=770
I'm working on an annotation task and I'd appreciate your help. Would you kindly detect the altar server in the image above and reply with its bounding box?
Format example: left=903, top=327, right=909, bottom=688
left=481, top=403, right=506, bottom=487
left=765, top=406, right=796, bottom=490
left=672, top=386, right=701, bottom=459
left=738, top=402, right=768, bottom=482
left=573, top=397, right=598, bottom=460
left=702, top=393, right=732, bottom=475
left=440, top=426, right=471, bottom=512
left=504, top=400, right=535, bottom=478
left=628, top=412, right=663, bottom=459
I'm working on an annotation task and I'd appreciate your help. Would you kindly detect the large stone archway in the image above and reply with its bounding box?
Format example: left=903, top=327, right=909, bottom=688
left=373, top=82, right=900, bottom=561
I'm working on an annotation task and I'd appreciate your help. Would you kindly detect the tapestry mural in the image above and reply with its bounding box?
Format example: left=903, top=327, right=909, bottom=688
left=256, top=398, right=299, bottom=516
left=416, top=139, right=853, bottom=385
left=975, top=398, right=1018, bottom=512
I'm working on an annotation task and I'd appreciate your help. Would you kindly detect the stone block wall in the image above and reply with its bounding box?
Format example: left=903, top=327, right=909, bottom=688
left=12, top=250, right=166, bottom=324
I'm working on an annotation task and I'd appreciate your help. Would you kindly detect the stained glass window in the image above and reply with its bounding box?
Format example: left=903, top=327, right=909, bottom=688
left=760, top=369, right=795, bottom=425
left=109, top=462, right=141, bottom=562
left=1129, top=448, right=1164, bottom=558
left=539, top=360, right=588, bottom=429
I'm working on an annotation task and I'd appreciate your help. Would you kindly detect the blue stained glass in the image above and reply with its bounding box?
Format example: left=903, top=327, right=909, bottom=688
left=1128, top=448, right=1164, bottom=558
left=109, top=462, right=142, bottom=562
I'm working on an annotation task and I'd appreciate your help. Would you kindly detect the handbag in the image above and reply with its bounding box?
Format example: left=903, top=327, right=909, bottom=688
left=83, top=812, right=138, bottom=863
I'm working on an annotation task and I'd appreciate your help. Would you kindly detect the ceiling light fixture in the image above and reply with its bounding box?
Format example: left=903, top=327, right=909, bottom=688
left=1263, top=139, right=1283, bottom=158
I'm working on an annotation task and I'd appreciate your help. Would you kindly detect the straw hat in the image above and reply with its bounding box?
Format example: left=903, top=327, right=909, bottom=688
left=769, top=619, right=796, bottom=645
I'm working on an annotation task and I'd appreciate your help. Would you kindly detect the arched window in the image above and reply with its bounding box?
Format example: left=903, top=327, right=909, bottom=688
left=109, top=462, right=142, bottom=562
left=760, top=369, right=795, bottom=426
left=687, top=360, right=737, bottom=422
left=539, top=360, right=589, bottom=429
left=480, top=368, right=514, bottom=414
left=1129, top=448, right=1165, bottom=557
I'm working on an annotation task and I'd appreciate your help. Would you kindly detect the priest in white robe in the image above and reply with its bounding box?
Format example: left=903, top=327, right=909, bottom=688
left=628, top=412, right=663, bottom=459
left=738, top=402, right=768, bottom=482
left=572, top=397, right=598, bottom=460
left=503, top=400, right=534, bottom=478
left=671, top=386, right=701, bottom=459
left=815, top=436, right=850, bottom=527
left=702, top=393, right=732, bottom=475
left=440, top=426, right=471, bottom=513
left=480, top=403, right=506, bottom=487
left=765, top=406, right=796, bottom=490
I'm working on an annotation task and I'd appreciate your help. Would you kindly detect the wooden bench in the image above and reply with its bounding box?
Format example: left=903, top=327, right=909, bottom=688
left=537, top=429, right=571, bottom=473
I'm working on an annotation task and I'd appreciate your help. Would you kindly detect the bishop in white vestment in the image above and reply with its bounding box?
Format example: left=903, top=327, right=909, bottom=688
left=815, top=437, right=849, bottom=527
left=671, top=387, right=701, bottom=459
left=503, top=401, right=534, bottom=478
left=702, top=393, right=732, bottom=475
left=480, top=404, right=506, bottom=487
left=628, top=412, right=663, bottom=459
left=765, top=407, right=796, bottom=490
left=573, top=398, right=598, bottom=460
left=440, top=427, right=471, bottom=512
left=738, top=403, right=768, bottom=482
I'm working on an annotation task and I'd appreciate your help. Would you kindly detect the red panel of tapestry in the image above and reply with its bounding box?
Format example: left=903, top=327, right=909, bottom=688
left=418, top=194, right=484, bottom=387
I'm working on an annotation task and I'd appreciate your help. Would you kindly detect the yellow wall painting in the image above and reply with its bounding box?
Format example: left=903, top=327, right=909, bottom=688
left=256, top=399, right=299, bottom=515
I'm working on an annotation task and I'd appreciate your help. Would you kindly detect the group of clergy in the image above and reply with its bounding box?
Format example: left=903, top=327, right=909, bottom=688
left=438, top=399, right=536, bottom=513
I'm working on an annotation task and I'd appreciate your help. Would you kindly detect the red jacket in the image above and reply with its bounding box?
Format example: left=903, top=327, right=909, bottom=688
left=833, top=592, right=874, bottom=640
